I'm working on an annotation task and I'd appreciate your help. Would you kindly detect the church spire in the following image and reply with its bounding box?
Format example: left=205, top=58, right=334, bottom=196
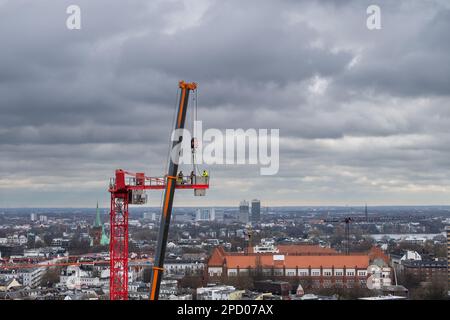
left=94, top=201, right=102, bottom=227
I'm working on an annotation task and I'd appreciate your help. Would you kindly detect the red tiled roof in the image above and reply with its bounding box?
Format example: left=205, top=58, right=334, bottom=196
left=225, top=255, right=369, bottom=269
left=277, top=245, right=338, bottom=255
left=208, top=247, right=227, bottom=266
left=208, top=245, right=370, bottom=269
left=367, top=246, right=390, bottom=264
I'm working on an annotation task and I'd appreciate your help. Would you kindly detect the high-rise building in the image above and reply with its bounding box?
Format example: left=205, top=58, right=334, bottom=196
left=239, top=200, right=249, bottom=223
left=251, top=199, right=261, bottom=223
left=215, top=210, right=224, bottom=222
left=30, top=213, right=37, bottom=221
left=195, top=208, right=215, bottom=222
left=143, top=212, right=158, bottom=221
left=39, top=215, right=47, bottom=223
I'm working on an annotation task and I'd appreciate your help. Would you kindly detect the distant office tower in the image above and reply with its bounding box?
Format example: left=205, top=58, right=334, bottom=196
left=251, top=199, right=261, bottom=223
left=196, top=208, right=216, bottom=222
left=239, top=201, right=249, bottom=223
left=215, top=210, right=224, bottom=222
left=39, top=215, right=47, bottom=223
left=143, top=212, right=158, bottom=221
left=30, top=213, right=37, bottom=221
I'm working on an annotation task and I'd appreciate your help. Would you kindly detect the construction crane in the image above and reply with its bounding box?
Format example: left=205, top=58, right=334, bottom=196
left=324, top=214, right=427, bottom=225
left=323, top=214, right=427, bottom=255
left=108, top=81, right=208, bottom=300
left=344, top=217, right=352, bottom=255
left=323, top=217, right=353, bottom=255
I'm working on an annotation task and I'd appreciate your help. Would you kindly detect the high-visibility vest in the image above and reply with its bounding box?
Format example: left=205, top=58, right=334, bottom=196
left=202, top=171, right=208, bottom=177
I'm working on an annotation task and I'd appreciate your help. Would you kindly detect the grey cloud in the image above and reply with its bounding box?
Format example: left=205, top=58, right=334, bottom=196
left=1, top=0, right=450, bottom=207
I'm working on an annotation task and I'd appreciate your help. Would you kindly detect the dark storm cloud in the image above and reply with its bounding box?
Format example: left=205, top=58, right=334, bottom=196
left=1, top=0, right=450, bottom=207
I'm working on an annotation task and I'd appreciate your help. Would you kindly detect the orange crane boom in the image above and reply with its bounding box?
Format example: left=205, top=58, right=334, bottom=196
left=108, top=81, right=208, bottom=300
left=150, top=81, right=198, bottom=300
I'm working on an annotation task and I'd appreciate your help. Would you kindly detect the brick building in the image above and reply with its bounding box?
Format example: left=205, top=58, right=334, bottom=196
left=206, top=245, right=390, bottom=289
left=401, top=260, right=447, bottom=283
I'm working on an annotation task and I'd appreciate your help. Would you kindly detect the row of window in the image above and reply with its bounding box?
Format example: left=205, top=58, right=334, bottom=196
left=283, top=271, right=364, bottom=277
left=321, top=279, right=367, bottom=287
left=224, top=270, right=367, bottom=277
left=167, top=265, right=203, bottom=269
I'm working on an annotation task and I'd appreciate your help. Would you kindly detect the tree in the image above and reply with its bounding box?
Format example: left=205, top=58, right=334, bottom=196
left=179, top=275, right=203, bottom=289
left=41, top=267, right=62, bottom=287
left=420, top=279, right=447, bottom=300
left=397, top=271, right=421, bottom=290
left=329, top=226, right=345, bottom=246
left=431, top=243, right=447, bottom=258
left=223, top=274, right=252, bottom=290
left=68, top=239, right=91, bottom=255
left=43, top=233, right=53, bottom=246
left=352, top=238, right=375, bottom=252
left=34, top=240, right=44, bottom=248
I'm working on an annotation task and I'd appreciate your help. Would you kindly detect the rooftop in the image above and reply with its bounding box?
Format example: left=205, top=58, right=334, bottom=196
left=208, top=246, right=371, bottom=269
left=225, top=254, right=370, bottom=269
left=402, top=260, right=447, bottom=268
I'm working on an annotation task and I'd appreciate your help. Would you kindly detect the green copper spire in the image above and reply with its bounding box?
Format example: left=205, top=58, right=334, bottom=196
left=94, top=201, right=102, bottom=227
left=100, top=224, right=110, bottom=246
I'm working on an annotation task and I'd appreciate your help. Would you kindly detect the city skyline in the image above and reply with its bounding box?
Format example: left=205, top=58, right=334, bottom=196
left=0, top=205, right=448, bottom=300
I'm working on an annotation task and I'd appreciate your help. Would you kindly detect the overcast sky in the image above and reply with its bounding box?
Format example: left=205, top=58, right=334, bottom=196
left=1, top=0, right=450, bottom=208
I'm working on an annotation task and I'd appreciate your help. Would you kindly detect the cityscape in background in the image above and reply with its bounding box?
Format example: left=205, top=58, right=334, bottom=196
left=2, top=0, right=450, bottom=307
left=1, top=203, right=449, bottom=300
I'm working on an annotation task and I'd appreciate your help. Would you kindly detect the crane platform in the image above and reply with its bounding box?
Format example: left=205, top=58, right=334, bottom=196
left=109, top=169, right=209, bottom=192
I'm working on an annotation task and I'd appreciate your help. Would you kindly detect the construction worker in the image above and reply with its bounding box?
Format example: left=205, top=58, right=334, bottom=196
left=202, top=170, right=208, bottom=178
left=178, top=171, right=184, bottom=184
left=190, top=171, right=195, bottom=184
